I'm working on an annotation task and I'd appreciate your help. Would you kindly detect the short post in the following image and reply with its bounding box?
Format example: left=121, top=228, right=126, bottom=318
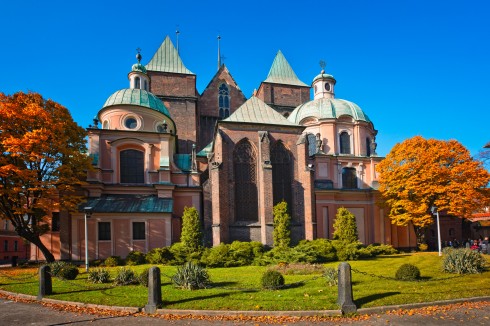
left=337, top=262, right=357, bottom=314
left=144, top=266, right=162, bottom=313
left=37, top=265, right=52, bottom=300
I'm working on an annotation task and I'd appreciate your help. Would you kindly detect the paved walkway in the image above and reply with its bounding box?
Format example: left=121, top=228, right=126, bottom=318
left=1, top=293, right=490, bottom=325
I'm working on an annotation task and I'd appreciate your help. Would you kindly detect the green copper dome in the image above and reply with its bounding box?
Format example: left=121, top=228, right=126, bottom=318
left=288, top=98, right=370, bottom=124
left=102, top=88, right=170, bottom=117
left=132, top=63, right=147, bottom=74
left=312, top=71, right=335, bottom=84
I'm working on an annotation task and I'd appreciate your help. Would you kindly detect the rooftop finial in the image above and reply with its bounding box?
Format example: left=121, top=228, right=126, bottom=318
left=217, top=35, right=222, bottom=71
left=319, top=60, right=326, bottom=74
left=136, top=48, right=142, bottom=63
left=176, top=26, right=180, bottom=54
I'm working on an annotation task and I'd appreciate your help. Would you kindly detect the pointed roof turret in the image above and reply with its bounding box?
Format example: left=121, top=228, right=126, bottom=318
left=146, top=36, right=193, bottom=74
left=263, top=50, right=308, bottom=87
left=223, top=96, right=297, bottom=126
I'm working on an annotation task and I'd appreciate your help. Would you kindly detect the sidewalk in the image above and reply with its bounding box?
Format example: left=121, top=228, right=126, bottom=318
left=1, top=290, right=489, bottom=325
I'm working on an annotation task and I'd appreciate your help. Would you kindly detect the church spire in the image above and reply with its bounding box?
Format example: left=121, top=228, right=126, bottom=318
left=176, top=28, right=180, bottom=54
left=217, top=35, right=221, bottom=71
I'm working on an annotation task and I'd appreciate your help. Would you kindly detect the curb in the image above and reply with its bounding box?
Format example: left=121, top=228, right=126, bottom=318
left=1, top=289, right=489, bottom=317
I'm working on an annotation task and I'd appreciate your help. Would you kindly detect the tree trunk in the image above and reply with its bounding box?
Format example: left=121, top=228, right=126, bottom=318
left=21, top=233, right=55, bottom=263
left=413, top=225, right=427, bottom=247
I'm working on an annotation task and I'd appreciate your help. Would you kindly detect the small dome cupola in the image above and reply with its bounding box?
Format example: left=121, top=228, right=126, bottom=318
left=128, top=48, right=150, bottom=91
left=312, top=61, right=336, bottom=100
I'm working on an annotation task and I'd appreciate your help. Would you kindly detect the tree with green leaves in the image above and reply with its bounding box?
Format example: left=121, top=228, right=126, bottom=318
left=0, top=92, right=91, bottom=262
left=273, top=201, right=291, bottom=248
left=180, top=206, right=202, bottom=253
left=333, top=207, right=359, bottom=243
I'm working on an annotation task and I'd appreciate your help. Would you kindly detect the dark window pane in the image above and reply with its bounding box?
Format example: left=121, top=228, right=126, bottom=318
left=272, top=141, right=292, bottom=210
left=120, top=149, right=144, bottom=183
left=234, top=140, right=258, bottom=222
left=307, top=133, right=317, bottom=156
left=98, top=222, right=111, bottom=241
left=133, top=222, right=145, bottom=240
left=366, top=138, right=371, bottom=157
left=52, top=212, right=60, bottom=232
left=342, top=167, right=357, bottom=189
left=340, top=132, right=351, bottom=154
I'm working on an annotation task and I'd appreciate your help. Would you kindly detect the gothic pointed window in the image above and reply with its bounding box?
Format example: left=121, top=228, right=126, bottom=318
left=120, top=149, right=144, bottom=183
left=218, top=83, right=230, bottom=119
left=271, top=141, right=292, bottom=209
left=339, top=131, right=351, bottom=154
left=234, top=140, right=258, bottom=221
left=342, top=167, right=357, bottom=189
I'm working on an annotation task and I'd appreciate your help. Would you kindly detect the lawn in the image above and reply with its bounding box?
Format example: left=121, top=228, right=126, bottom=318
left=0, top=252, right=489, bottom=311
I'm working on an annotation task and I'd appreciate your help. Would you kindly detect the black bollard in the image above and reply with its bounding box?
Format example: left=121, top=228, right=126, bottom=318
left=337, top=262, right=357, bottom=314
left=37, top=265, right=52, bottom=300
left=144, top=266, right=162, bottom=313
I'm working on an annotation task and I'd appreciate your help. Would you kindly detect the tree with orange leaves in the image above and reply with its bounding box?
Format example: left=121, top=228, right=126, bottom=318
left=376, top=136, right=490, bottom=244
left=0, top=92, right=91, bottom=262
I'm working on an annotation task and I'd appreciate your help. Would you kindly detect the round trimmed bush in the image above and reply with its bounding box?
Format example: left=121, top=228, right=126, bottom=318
left=57, top=264, right=79, bottom=280
left=261, top=270, right=285, bottom=290
left=395, top=263, right=421, bottom=281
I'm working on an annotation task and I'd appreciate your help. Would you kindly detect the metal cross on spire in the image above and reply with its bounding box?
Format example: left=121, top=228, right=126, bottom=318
left=319, top=60, right=326, bottom=73
left=217, top=35, right=221, bottom=71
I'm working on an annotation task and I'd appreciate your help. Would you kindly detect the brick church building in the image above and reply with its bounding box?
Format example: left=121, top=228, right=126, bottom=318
left=32, top=35, right=417, bottom=261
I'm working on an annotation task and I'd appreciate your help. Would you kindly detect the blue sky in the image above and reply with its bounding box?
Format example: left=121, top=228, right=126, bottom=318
left=2, top=0, right=489, bottom=157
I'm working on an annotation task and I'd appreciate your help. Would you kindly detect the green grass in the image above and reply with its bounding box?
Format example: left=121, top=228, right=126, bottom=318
left=1, top=253, right=489, bottom=311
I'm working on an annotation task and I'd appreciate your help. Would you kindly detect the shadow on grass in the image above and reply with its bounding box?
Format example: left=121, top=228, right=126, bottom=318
left=210, top=281, right=238, bottom=287
left=165, top=292, right=231, bottom=305
left=374, top=254, right=413, bottom=259
left=355, top=291, right=401, bottom=307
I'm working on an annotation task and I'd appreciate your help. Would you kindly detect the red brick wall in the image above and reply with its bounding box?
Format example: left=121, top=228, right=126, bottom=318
left=148, top=72, right=196, bottom=98
left=148, top=71, right=198, bottom=154
left=198, top=67, right=247, bottom=149
left=256, top=83, right=310, bottom=109
left=208, top=124, right=306, bottom=245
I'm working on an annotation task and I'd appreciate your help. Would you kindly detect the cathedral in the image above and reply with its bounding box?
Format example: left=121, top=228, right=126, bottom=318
left=32, top=35, right=418, bottom=261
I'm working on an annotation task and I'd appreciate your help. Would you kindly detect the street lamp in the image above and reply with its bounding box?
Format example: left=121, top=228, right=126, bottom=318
left=431, top=206, right=442, bottom=256
left=83, top=207, right=93, bottom=272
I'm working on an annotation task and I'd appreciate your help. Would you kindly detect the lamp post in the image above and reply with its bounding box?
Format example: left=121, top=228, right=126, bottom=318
left=431, top=206, right=442, bottom=256
left=83, top=207, right=93, bottom=272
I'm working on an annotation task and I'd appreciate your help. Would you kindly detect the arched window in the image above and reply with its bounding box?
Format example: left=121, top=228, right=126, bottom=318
left=234, top=140, right=258, bottom=221
left=134, top=77, right=141, bottom=89
left=143, top=80, right=148, bottom=91
left=120, top=149, right=144, bottom=183
left=271, top=141, right=292, bottom=209
left=218, top=83, right=230, bottom=119
left=366, top=137, right=371, bottom=157
left=342, top=167, right=357, bottom=189
left=102, top=121, right=109, bottom=129
left=339, top=131, right=351, bottom=154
